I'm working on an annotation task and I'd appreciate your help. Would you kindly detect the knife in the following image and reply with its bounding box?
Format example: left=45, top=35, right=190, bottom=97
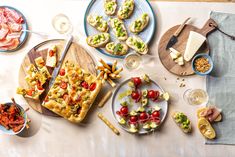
left=166, top=17, right=191, bottom=50
left=48, top=35, right=73, bottom=88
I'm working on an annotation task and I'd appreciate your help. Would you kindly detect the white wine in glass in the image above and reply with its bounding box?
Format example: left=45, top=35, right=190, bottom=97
left=124, top=53, right=142, bottom=70
left=183, top=89, right=209, bottom=106
left=52, top=14, right=73, bottom=34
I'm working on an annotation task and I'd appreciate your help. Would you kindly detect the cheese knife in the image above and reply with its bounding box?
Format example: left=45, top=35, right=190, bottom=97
left=49, top=35, right=73, bottom=88
left=166, top=17, right=191, bottom=50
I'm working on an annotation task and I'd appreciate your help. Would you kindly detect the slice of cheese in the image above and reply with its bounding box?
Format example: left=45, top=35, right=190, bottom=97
left=184, top=31, right=206, bottom=62
left=175, top=56, right=184, bottom=66
left=170, top=52, right=178, bottom=60
left=170, top=48, right=181, bottom=58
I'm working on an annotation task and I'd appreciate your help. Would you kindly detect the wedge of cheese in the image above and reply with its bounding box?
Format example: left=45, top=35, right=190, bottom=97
left=184, top=31, right=206, bottom=62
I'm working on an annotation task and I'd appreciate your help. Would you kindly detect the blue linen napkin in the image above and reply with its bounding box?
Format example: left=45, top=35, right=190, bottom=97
left=206, top=11, right=235, bottom=145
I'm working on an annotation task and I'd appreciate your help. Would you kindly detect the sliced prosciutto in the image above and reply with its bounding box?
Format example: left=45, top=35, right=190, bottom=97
left=3, top=7, right=24, bottom=24
left=0, top=7, right=25, bottom=51
left=0, top=24, right=9, bottom=40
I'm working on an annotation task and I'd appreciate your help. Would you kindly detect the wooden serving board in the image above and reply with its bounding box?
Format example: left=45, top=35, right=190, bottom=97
left=158, top=19, right=217, bottom=76
left=19, top=39, right=97, bottom=116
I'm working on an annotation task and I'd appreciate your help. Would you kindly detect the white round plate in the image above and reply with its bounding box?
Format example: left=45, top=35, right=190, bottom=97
left=112, top=78, right=168, bottom=134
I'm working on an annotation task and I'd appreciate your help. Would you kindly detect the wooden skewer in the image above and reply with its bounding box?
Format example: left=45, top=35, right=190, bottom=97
left=97, top=113, right=120, bottom=135
left=98, top=91, right=112, bottom=108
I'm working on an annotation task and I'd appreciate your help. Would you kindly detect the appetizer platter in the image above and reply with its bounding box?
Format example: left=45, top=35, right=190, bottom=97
left=158, top=19, right=217, bottom=76
left=84, top=0, right=156, bottom=58
left=112, top=75, right=169, bottom=134
left=0, top=6, right=28, bottom=52
left=18, top=39, right=99, bottom=119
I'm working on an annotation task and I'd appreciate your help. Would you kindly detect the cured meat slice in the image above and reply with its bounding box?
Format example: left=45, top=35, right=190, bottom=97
left=8, top=22, right=22, bottom=32
left=0, top=38, right=19, bottom=50
left=4, top=7, right=24, bottom=24
left=0, top=24, right=9, bottom=40
left=200, top=106, right=222, bottom=122
left=6, top=32, right=22, bottom=40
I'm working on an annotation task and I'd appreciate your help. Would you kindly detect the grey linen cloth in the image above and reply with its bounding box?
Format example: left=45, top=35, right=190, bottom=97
left=206, top=11, right=235, bottom=145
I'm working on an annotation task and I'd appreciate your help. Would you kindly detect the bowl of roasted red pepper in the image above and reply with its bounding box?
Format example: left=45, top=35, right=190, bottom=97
left=0, top=99, right=27, bottom=135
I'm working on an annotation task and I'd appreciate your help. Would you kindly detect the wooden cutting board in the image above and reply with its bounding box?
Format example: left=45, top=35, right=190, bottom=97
left=18, top=39, right=97, bottom=116
left=158, top=19, right=217, bottom=76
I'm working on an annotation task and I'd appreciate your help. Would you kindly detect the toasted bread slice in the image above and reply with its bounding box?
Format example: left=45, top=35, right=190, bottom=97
left=198, top=117, right=216, bottom=139
left=110, top=18, right=128, bottom=41
left=172, top=111, right=192, bottom=133
left=87, top=14, right=109, bottom=32
left=104, top=0, right=117, bottom=16
left=126, top=36, right=148, bottom=54
left=117, top=0, right=135, bottom=20
left=130, top=13, right=149, bottom=34
left=105, top=42, right=128, bottom=56
left=86, top=33, right=110, bottom=48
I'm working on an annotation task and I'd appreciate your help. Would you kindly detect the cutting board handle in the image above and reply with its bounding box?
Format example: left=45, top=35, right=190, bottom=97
left=199, top=18, right=218, bottom=37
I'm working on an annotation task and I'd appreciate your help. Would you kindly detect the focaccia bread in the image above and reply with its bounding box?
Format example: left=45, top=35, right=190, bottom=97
left=42, top=61, right=102, bottom=123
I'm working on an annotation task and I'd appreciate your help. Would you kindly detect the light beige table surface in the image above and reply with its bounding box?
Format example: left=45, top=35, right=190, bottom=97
left=0, top=0, right=235, bottom=157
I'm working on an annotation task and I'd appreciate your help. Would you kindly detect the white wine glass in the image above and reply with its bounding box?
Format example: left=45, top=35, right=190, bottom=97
left=52, top=14, right=73, bottom=35
left=183, top=89, right=209, bottom=106
left=123, top=52, right=158, bottom=71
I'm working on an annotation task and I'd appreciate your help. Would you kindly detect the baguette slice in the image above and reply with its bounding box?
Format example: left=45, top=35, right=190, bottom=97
left=130, top=13, right=149, bottom=34
left=172, top=111, right=192, bottom=133
left=104, top=0, right=117, bottom=16
left=86, top=33, right=110, bottom=48
left=87, top=14, right=109, bottom=32
left=126, top=36, right=148, bottom=54
left=117, top=0, right=135, bottom=20
left=106, top=42, right=128, bottom=56
left=198, top=117, right=216, bottom=139
left=110, top=18, right=128, bottom=41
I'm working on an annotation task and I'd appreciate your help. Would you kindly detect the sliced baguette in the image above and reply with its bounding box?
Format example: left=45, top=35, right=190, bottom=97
left=104, top=0, right=117, bottom=16
left=130, top=13, right=149, bottom=34
left=87, top=14, right=109, bottom=32
left=117, top=0, right=135, bottom=20
left=172, top=111, right=192, bottom=133
left=86, top=33, right=110, bottom=48
left=110, top=18, right=128, bottom=41
left=105, top=42, right=128, bottom=56
left=126, top=36, right=148, bottom=54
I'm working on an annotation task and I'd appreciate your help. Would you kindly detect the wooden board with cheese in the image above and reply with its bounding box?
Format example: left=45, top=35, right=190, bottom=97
left=158, top=19, right=217, bottom=76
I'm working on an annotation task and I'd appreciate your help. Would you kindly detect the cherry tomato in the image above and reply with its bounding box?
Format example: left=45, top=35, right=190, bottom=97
left=89, top=83, right=96, bottom=91
left=131, top=91, right=140, bottom=100
left=130, top=116, right=138, bottom=123
left=132, top=77, right=142, bottom=87
left=27, top=89, right=35, bottom=96
left=147, top=90, right=156, bottom=99
left=59, top=69, right=65, bottom=76
left=60, top=81, right=67, bottom=89
left=44, top=96, right=49, bottom=102
left=81, top=81, right=89, bottom=89
left=152, top=111, right=160, bottom=118
left=154, top=91, right=160, bottom=100
left=120, top=106, right=128, bottom=115
left=139, top=112, right=148, bottom=121
left=49, top=50, right=55, bottom=57
left=63, top=94, right=69, bottom=100
left=36, top=81, right=44, bottom=90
